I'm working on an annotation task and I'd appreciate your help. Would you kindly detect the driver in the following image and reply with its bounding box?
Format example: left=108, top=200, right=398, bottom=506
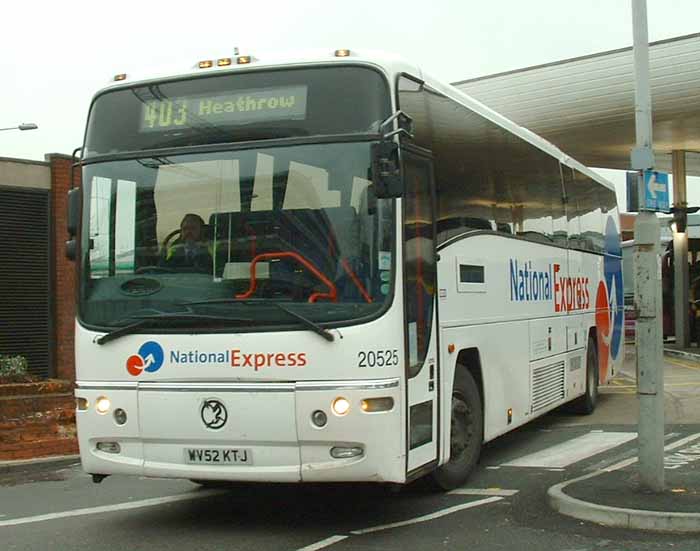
left=161, top=213, right=213, bottom=273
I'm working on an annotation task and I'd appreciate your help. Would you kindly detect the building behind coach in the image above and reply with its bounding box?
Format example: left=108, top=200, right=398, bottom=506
left=0, top=154, right=78, bottom=382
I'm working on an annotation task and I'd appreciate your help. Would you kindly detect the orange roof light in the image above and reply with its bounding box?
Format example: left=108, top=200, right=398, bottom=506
left=113, top=74, right=127, bottom=81
left=237, top=55, right=252, bottom=65
left=198, top=60, right=213, bottom=69
left=334, top=49, right=351, bottom=57
left=217, top=58, right=232, bottom=67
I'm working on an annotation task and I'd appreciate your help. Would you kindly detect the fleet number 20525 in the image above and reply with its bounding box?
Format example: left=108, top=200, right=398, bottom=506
left=357, top=349, right=399, bottom=368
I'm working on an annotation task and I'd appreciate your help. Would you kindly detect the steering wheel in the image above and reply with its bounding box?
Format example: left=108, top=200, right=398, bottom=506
left=162, top=229, right=181, bottom=251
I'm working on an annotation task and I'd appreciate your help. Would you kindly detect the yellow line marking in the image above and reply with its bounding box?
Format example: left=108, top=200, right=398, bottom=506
left=666, top=357, right=700, bottom=371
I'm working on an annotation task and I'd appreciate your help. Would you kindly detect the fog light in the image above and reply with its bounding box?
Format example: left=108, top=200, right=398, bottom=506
left=76, top=397, right=89, bottom=411
left=332, top=397, right=350, bottom=416
left=114, top=408, right=127, bottom=426
left=95, top=396, right=110, bottom=415
left=361, top=397, right=394, bottom=413
left=330, top=446, right=363, bottom=459
left=311, top=410, right=327, bottom=428
left=96, top=442, right=120, bottom=454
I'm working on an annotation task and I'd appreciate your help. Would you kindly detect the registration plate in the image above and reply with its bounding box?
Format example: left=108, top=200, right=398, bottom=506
left=184, top=448, right=253, bottom=465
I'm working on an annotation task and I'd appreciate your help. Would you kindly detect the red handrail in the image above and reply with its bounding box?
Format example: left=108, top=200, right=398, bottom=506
left=340, top=258, right=373, bottom=304
left=235, top=252, right=338, bottom=303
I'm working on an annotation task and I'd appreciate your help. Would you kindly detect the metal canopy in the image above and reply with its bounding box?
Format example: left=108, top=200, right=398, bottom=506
left=453, top=33, right=700, bottom=176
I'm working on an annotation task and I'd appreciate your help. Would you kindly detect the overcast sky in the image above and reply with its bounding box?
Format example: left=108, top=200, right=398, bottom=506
left=2, top=0, right=699, bottom=207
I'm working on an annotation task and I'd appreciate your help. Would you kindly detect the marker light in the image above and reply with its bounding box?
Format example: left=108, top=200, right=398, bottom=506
left=332, top=397, right=350, bottom=416
left=113, top=74, right=127, bottom=81
left=330, top=446, right=363, bottom=459
left=217, top=58, right=232, bottom=67
left=361, top=397, right=394, bottom=413
left=114, top=408, right=127, bottom=426
left=334, top=49, right=351, bottom=57
left=311, top=410, right=328, bottom=428
left=198, top=60, right=213, bottom=69
left=96, top=442, right=120, bottom=454
left=95, top=396, right=111, bottom=415
left=237, top=55, right=251, bottom=65
left=76, top=397, right=89, bottom=411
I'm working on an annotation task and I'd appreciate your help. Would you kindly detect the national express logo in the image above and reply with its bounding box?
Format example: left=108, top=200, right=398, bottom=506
left=126, top=341, right=165, bottom=376
left=595, top=218, right=624, bottom=380
left=508, top=216, right=623, bottom=379
left=125, top=342, right=307, bottom=376
left=509, top=260, right=591, bottom=312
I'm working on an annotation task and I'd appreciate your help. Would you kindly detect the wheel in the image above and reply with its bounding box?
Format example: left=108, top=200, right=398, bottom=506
left=430, top=367, right=483, bottom=490
left=571, top=336, right=599, bottom=415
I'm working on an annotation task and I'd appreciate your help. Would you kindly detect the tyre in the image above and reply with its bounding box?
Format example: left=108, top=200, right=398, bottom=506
left=571, top=336, right=599, bottom=415
left=430, top=367, right=483, bottom=490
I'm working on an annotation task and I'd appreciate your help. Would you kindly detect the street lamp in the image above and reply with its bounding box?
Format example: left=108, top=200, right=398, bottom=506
left=0, top=123, right=38, bottom=132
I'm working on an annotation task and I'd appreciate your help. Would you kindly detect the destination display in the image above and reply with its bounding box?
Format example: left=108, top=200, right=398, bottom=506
left=139, top=85, right=308, bottom=132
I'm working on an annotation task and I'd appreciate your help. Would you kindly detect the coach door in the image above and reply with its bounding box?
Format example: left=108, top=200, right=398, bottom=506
left=402, top=146, right=440, bottom=475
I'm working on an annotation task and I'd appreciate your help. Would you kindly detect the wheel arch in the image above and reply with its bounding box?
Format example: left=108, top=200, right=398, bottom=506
left=455, top=347, right=484, bottom=412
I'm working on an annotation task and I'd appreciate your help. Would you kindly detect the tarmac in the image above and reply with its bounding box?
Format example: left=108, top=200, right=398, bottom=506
left=549, top=345, right=700, bottom=533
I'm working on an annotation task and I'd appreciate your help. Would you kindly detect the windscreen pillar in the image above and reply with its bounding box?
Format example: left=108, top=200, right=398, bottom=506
left=672, top=149, right=689, bottom=348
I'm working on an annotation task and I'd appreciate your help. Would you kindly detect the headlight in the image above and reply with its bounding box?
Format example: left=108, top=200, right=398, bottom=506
left=332, top=397, right=350, bottom=416
left=95, top=396, right=111, bottom=415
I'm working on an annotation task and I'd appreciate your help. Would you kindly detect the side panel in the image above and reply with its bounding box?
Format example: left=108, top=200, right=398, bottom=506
left=437, top=232, right=606, bottom=449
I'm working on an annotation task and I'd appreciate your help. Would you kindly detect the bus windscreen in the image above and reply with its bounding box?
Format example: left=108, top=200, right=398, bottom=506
left=84, top=66, right=389, bottom=158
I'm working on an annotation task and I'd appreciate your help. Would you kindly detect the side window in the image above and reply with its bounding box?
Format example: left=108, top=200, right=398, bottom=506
left=508, top=155, right=562, bottom=244
left=399, top=81, right=566, bottom=246
left=565, top=167, right=604, bottom=253
left=403, top=154, right=435, bottom=377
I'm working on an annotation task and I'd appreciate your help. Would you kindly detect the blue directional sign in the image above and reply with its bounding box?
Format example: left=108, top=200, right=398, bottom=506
left=642, top=170, right=669, bottom=212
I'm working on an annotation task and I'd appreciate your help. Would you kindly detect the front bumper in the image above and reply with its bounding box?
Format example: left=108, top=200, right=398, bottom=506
left=75, top=379, right=405, bottom=484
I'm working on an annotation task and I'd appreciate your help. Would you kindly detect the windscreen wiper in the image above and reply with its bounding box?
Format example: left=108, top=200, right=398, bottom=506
left=95, top=312, right=254, bottom=346
left=181, top=299, right=335, bottom=342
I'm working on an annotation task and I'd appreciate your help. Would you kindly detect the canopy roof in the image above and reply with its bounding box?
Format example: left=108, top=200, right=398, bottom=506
left=453, top=33, right=700, bottom=176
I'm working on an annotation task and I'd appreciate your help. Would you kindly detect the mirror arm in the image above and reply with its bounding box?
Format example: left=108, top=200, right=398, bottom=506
left=382, top=128, right=413, bottom=141
left=379, top=110, right=415, bottom=141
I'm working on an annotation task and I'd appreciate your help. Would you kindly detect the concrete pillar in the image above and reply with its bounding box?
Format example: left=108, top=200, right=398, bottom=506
left=672, top=150, right=689, bottom=347
left=635, top=210, right=665, bottom=492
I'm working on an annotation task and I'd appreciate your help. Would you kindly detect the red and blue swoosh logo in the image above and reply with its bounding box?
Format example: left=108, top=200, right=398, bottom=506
left=126, top=341, right=165, bottom=376
left=595, top=217, right=624, bottom=381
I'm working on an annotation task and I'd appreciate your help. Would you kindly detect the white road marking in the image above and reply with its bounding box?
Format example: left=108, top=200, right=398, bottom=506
left=296, top=535, right=349, bottom=551
left=502, top=432, right=637, bottom=468
left=603, top=432, right=700, bottom=472
left=349, top=496, right=503, bottom=535
left=0, top=489, right=225, bottom=528
left=295, top=496, right=503, bottom=551
left=449, top=488, right=518, bottom=497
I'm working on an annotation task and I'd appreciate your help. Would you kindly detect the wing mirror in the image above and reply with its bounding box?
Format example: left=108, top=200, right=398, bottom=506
left=371, top=141, right=402, bottom=198
left=371, top=111, right=415, bottom=199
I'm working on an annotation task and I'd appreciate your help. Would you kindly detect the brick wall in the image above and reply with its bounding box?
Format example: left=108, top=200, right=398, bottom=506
left=0, top=380, right=78, bottom=461
left=48, top=154, right=80, bottom=382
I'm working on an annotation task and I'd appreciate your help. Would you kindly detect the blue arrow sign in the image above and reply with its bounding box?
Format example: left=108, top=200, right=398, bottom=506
left=642, top=170, right=669, bottom=212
